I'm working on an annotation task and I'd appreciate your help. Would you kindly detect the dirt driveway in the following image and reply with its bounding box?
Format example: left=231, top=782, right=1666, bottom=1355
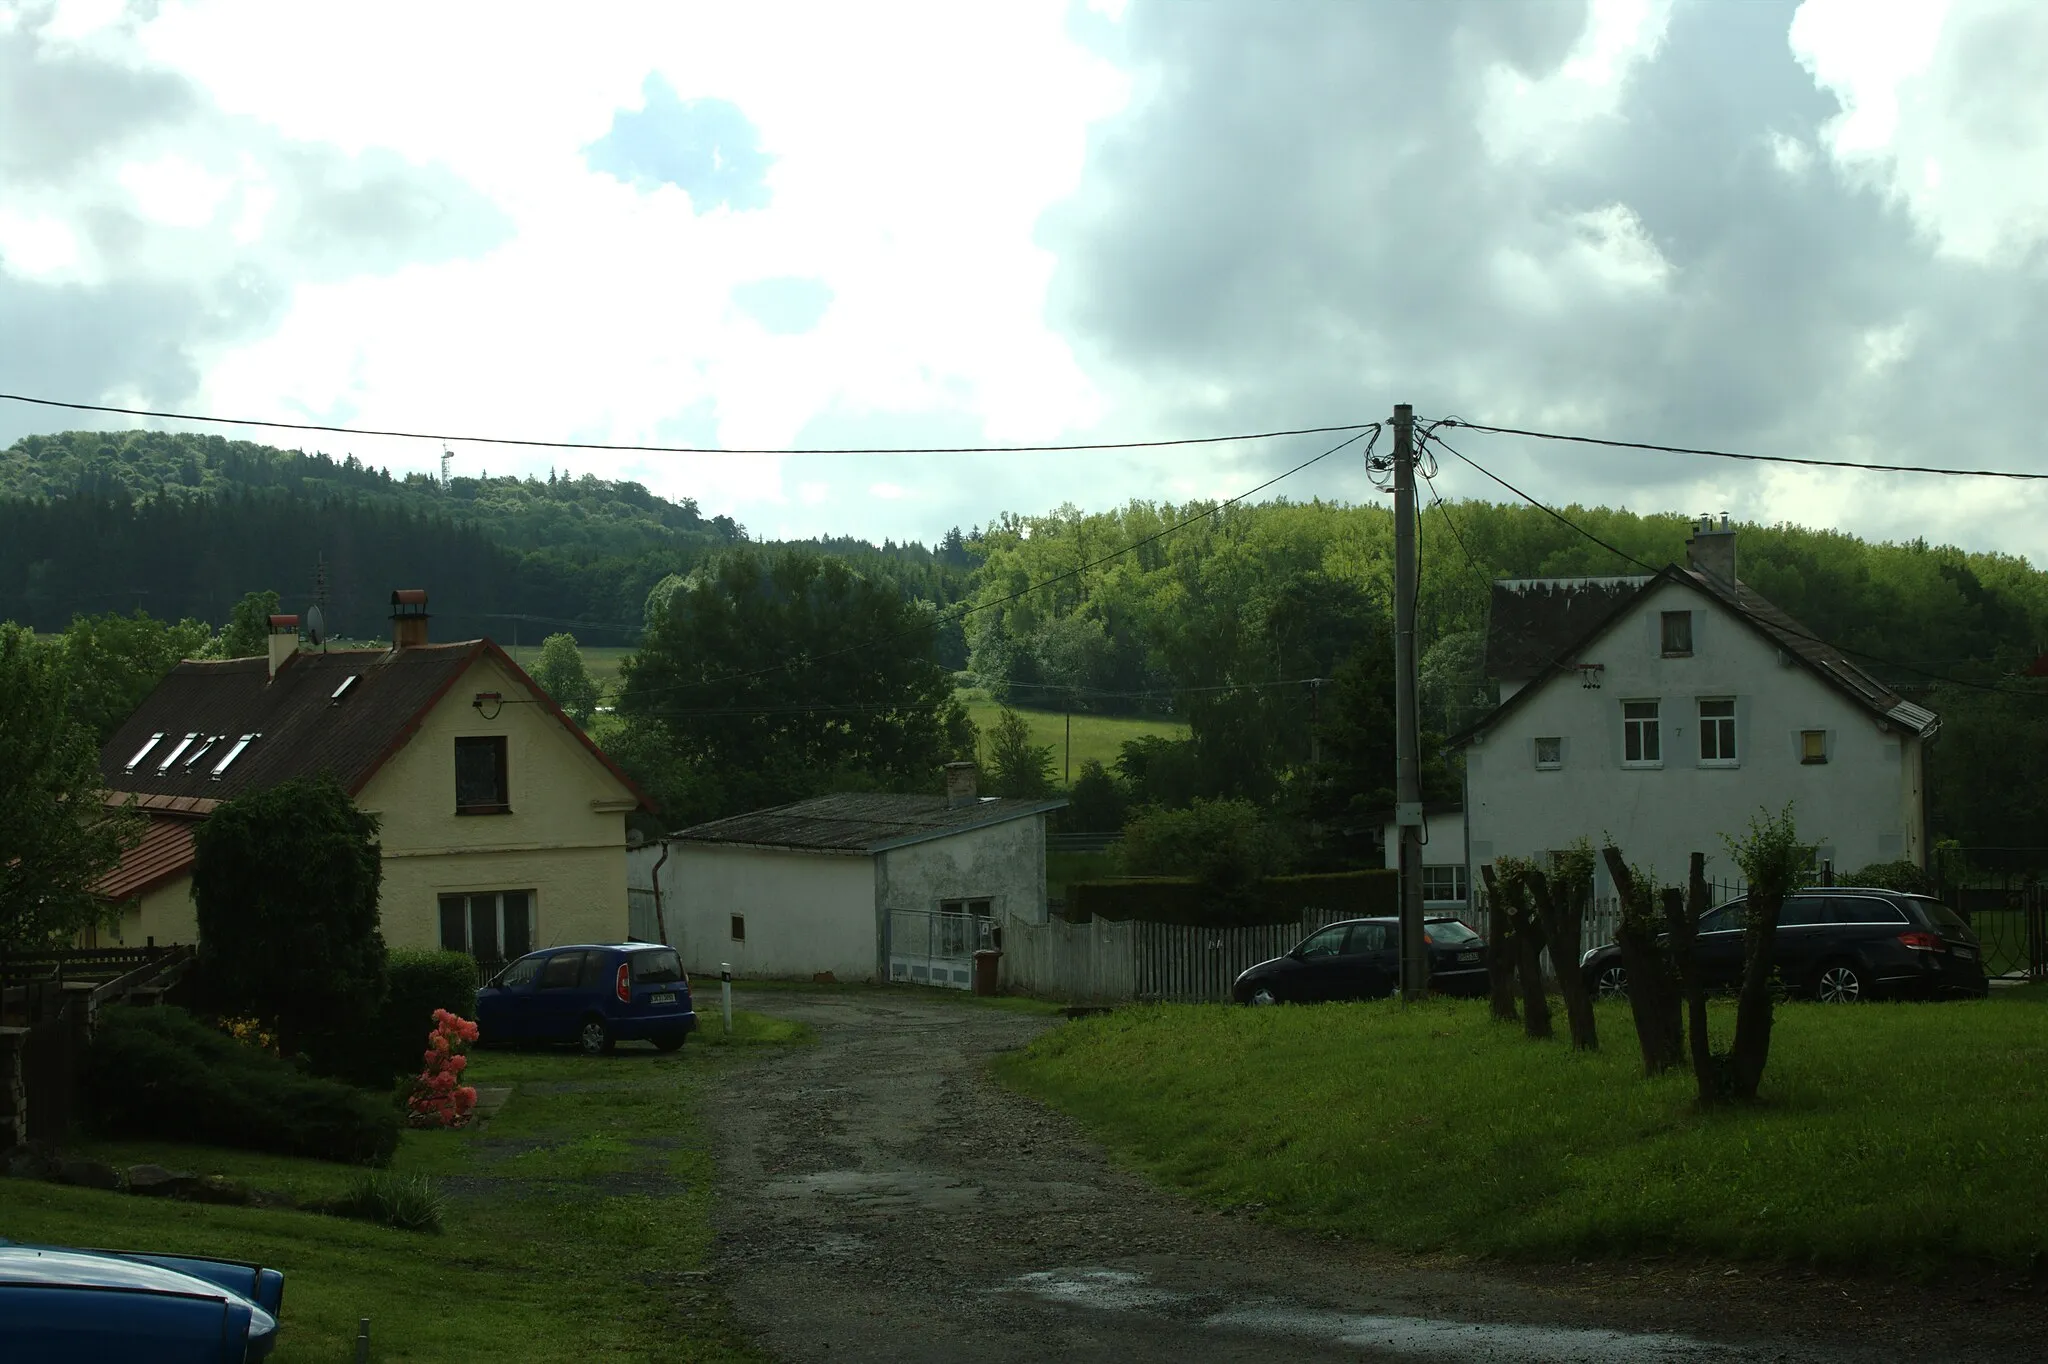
left=702, top=990, right=2044, bottom=1363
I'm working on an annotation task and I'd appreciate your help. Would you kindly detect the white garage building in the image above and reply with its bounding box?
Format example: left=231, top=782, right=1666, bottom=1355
left=629, top=769, right=1063, bottom=989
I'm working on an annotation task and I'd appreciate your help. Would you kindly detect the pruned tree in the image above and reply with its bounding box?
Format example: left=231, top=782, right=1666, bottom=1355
left=1601, top=843, right=1683, bottom=1075
left=1721, top=803, right=1809, bottom=1101
left=1525, top=841, right=1598, bottom=1050
left=1485, top=858, right=1551, bottom=1039
left=1675, top=853, right=1718, bottom=1104
left=1476, top=862, right=1519, bottom=1024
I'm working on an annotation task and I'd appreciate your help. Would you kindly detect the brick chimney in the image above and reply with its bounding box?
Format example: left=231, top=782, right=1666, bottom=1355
left=266, top=614, right=300, bottom=679
left=1686, top=513, right=1737, bottom=585
left=944, top=761, right=979, bottom=808
left=389, top=589, right=430, bottom=649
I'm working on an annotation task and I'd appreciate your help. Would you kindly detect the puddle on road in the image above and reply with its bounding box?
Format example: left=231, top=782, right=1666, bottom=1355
left=1008, top=1268, right=1734, bottom=1362
left=765, top=1169, right=983, bottom=1212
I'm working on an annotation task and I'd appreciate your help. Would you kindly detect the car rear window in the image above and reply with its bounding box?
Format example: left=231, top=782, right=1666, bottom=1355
left=631, top=948, right=683, bottom=984
left=1907, top=898, right=1971, bottom=936
left=1424, top=920, right=1480, bottom=946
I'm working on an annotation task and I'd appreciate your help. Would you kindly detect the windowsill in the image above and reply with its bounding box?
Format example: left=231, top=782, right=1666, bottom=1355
left=1534, top=763, right=1563, bottom=772
left=1621, top=761, right=1664, bottom=770
left=455, top=805, right=513, bottom=816
left=1800, top=757, right=1829, bottom=766
left=1660, top=651, right=1694, bottom=659
left=1696, top=760, right=1740, bottom=769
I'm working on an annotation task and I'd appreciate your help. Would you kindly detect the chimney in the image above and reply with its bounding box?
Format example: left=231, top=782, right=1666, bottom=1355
left=266, top=614, right=300, bottom=679
left=944, top=761, right=979, bottom=808
left=389, top=588, right=430, bottom=649
left=1685, top=512, right=1737, bottom=586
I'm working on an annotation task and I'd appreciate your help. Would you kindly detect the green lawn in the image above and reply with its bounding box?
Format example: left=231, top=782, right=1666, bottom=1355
left=958, top=694, right=1187, bottom=786
left=994, top=988, right=2048, bottom=1272
left=0, top=1012, right=806, bottom=1362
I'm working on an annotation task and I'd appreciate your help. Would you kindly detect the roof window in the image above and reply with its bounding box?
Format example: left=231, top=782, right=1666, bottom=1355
left=211, top=733, right=260, bottom=780
left=184, top=734, right=222, bottom=767
left=331, top=674, right=360, bottom=704
left=156, top=733, right=199, bottom=771
left=124, top=732, right=165, bottom=772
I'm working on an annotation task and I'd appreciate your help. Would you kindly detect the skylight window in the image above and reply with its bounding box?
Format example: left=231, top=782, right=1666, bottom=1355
left=156, top=733, right=199, bottom=771
left=211, top=733, right=260, bottom=780
left=331, top=675, right=360, bottom=704
left=125, top=732, right=165, bottom=771
left=184, top=735, right=222, bottom=767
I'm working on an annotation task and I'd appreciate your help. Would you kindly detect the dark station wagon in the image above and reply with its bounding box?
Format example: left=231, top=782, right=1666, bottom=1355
left=1580, top=888, right=1989, bottom=1003
left=1232, top=916, right=1490, bottom=1005
left=476, top=943, right=699, bottom=1054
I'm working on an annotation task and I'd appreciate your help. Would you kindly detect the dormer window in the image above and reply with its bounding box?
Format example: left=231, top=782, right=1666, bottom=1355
left=1660, top=611, right=1694, bottom=657
left=210, top=733, right=259, bottom=779
left=331, top=674, right=361, bottom=704
left=184, top=734, right=221, bottom=767
left=125, top=732, right=165, bottom=771
left=156, top=733, right=199, bottom=771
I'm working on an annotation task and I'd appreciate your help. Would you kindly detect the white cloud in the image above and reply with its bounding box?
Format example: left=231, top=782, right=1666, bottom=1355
left=117, top=153, right=231, bottom=227
left=0, top=208, right=88, bottom=281
left=1477, top=0, right=1673, bottom=165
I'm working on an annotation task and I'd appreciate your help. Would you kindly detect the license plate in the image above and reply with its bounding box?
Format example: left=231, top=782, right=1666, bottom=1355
left=1951, top=947, right=1974, bottom=961
left=1458, top=952, right=1480, bottom=964
left=649, top=992, right=676, bottom=1005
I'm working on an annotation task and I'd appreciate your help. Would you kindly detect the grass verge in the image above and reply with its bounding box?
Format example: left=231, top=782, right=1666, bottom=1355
left=993, top=992, right=2048, bottom=1273
left=2, top=1011, right=805, bottom=1362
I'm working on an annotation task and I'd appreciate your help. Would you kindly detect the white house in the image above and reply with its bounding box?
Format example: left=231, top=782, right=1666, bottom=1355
left=1376, top=804, right=1470, bottom=912
left=1451, top=516, right=1939, bottom=902
left=628, top=765, right=1064, bottom=989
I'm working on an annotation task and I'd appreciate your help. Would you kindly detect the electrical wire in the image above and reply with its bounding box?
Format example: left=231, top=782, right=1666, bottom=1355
left=1420, top=428, right=2047, bottom=701
left=1428, top=417, right=2048, bottom=482
left=0, top=390, right=1376, bottom=458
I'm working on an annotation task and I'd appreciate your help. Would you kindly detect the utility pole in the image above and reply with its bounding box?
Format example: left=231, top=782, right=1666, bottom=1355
left=1392, top=403, right=1430, bottom=1001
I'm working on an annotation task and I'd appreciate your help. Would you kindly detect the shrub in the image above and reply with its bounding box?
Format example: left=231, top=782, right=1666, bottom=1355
left=83, top=1005, right=400, bottom=1166
left=1065, top=871, right=1397, bottom=929
left=330, top=950, right=480, bottom=1087
left=1843, top=860, right=1935, bottom=895
left=315, top=1172, right=445, bottom=1233
left=1120, top=798, right=1291, bottom=893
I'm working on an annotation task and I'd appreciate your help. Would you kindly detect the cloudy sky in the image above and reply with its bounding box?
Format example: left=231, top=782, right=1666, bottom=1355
left=4, top=0, right=2046, bottom=557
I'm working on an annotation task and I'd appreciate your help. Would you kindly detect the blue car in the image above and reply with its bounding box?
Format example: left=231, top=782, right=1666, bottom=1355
left=0, top=1241, right=283, bottom=1362
left=475, top=943, right=699, bottom=1054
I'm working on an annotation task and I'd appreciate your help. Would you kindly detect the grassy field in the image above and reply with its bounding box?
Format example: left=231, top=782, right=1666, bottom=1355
left=994, top=987, right=2048, bottom=1273
left=0, top=1012, right=806, bottom=1363
left=958, top=693, right=1187, bottom=784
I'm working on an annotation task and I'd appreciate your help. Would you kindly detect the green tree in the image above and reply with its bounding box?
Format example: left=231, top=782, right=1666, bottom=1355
left=983, top=707, right=1055, bottom=799
left=56, top=609, right=214, bottom=742
left=532, top=631, right=600, bottom=724
left=213, top=589, right=281, bottom=659
left=617, top=550, right=969, bottom=825
left=1063, top=759, right=1129, bottom=832
left=1719, top=803, right=1811, bottom=1103
left=1120, top=798, right=1291, bottom=896
left=192, top=774, right=387, bottom=1063
left=0, top=624, right=143, bottom=954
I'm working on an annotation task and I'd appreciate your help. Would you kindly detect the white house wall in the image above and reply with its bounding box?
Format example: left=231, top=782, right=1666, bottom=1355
left=875, top=815, right=1050, bottom=924
left=1466, top=578, right=1922, bottom=896
left=641, top=843, right=880, bottom=982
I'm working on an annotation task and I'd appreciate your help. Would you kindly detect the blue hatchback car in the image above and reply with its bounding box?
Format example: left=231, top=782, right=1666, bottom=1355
left=0, top=1241, right=284, bottom=1362
left=475, top=943, right=699, bottom=1055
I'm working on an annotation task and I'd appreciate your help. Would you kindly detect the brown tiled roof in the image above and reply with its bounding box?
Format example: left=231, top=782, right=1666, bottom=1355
left=95, top=813, right=198, bottom=900
left=1485, top=576, right=1653, bottom=680
left=672, top=793, right=1064, bottom=853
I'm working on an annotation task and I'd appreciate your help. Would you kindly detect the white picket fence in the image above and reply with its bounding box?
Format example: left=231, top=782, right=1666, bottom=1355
left=999, top=910, right=1353, bottom=1005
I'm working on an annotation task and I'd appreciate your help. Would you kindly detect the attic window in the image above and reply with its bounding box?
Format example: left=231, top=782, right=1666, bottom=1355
left=184, top=734, right=222, bottom=767
left=331, top=674, right=361, bottom=704
left=1660, top=611, right=1694, bottom=657
left=125, top=732, right=165, bottom=772
left=156, top=733, right=199, bottom=771
left=211, top=733, right=260, bottom=780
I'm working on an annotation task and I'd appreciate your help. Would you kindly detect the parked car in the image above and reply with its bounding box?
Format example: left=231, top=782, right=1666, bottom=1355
left=1579, top=888, right=1988, bottom=1003
left=475, top=943, right=700, bottom=1054
left=0, top=1241, right=283, bottom=1362
left=1232, top=916, right=1489, bottom=1005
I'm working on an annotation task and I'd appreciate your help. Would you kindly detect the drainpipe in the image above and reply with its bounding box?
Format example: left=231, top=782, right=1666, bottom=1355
left=649, top=840, right=671, bottom=947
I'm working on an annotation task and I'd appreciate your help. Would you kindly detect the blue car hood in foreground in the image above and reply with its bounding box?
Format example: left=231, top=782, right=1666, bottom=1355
left=0, top=1242, right=280, bottom=1362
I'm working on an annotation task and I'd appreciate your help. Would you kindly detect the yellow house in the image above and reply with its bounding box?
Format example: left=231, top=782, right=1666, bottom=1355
left=95, top=591, right=648, bottom=961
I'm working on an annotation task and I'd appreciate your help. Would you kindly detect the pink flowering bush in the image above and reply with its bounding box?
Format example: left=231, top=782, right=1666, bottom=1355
left=406, top=1008, right=481, bottom=1128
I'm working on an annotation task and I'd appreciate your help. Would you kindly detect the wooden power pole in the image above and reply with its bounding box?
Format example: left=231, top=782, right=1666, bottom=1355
left=1392, top=404, right=1430, bottom=1001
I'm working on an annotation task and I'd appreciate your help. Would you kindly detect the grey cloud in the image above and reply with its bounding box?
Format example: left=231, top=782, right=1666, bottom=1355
left=0, top=15, right=196, bottom=183
left=732, top=276, right=834, bottom=335
left=1043, top=0, right=2048, bottom=540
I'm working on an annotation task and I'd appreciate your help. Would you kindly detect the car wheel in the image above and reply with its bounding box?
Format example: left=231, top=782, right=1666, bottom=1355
left=1590, top=963, right=1629, bottom=1000
left=578, top=1016, right=615, bottom=1055
left=1811, top=960, right=1866, bottom=1003
left=1249, top=984, right=1279, bottom=1006
left=654, top=1034, right=686, bottom=1053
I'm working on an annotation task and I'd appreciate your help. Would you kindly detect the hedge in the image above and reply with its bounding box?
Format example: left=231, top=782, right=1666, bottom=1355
left=1067, top=869, right=1399, bottom=928
left=316, top=950, right=479, bottom=1087
left=84, top=1006, right=401, bottom=1166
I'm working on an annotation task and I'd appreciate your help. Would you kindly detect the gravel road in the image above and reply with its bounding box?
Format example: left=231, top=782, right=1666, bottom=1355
left=702, top=990, right=2045, bottom=1363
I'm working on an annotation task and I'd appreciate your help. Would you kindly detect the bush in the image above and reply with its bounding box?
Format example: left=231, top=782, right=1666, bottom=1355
left=83, top=1006, right=400, bottom=1166
left=1120, top=798, right=1291, bottom=893
left=326, top=950, right=479, bottom=1087
left=1066, top=871, right=1397, bottom=929
left=1255, top=871, right=1399, bottom=921
left=315, top=1172, right=445, bottom=1233
left=1843, top=860, right=1935, bottom=895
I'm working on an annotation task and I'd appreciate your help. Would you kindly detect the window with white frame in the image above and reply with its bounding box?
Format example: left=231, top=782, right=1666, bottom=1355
left=1534, top=736, right=1563, bottom=770
left=438, top=890, right=535, bottom=961
left=1698, top=698, right=1737, bottom=764
left=1623, top=700, right=1661, bottom=765
left=1421, top=865, right=1467, bottom=903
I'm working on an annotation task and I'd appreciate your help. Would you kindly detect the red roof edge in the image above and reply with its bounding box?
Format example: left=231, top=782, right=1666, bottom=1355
left=483, top=639, right=655, bottom=814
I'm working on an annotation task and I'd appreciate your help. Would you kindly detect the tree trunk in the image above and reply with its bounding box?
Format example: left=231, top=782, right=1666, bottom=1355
left=1728, top=878, right=1784, bottom=1102
left=1529, top=869, right=1596, bottom=1050
left=1675, top=854, right=1719, bottom=1105
left=1516, top=911, right=1552, bottom=1039
left=1601, top=845, right=1681, bottom=1075
left=1478, top=864, right=1519, bottom=1024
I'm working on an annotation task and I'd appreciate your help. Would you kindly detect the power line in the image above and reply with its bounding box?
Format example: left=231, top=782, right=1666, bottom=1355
left=1430, top=417, right=2048, bottom=482
left=0, top=390, right=1375, bottom=458
left=619, top=425, right=1381, bottom=704
left=1420, top=429, right=2045, bottom=701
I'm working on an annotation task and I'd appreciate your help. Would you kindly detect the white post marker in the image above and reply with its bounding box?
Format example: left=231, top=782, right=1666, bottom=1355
left=720, top=962, right=733, bottom=1034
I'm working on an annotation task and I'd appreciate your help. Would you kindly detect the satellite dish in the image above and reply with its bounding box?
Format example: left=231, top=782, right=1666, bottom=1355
left=305, top=604, right=325, bottom=648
